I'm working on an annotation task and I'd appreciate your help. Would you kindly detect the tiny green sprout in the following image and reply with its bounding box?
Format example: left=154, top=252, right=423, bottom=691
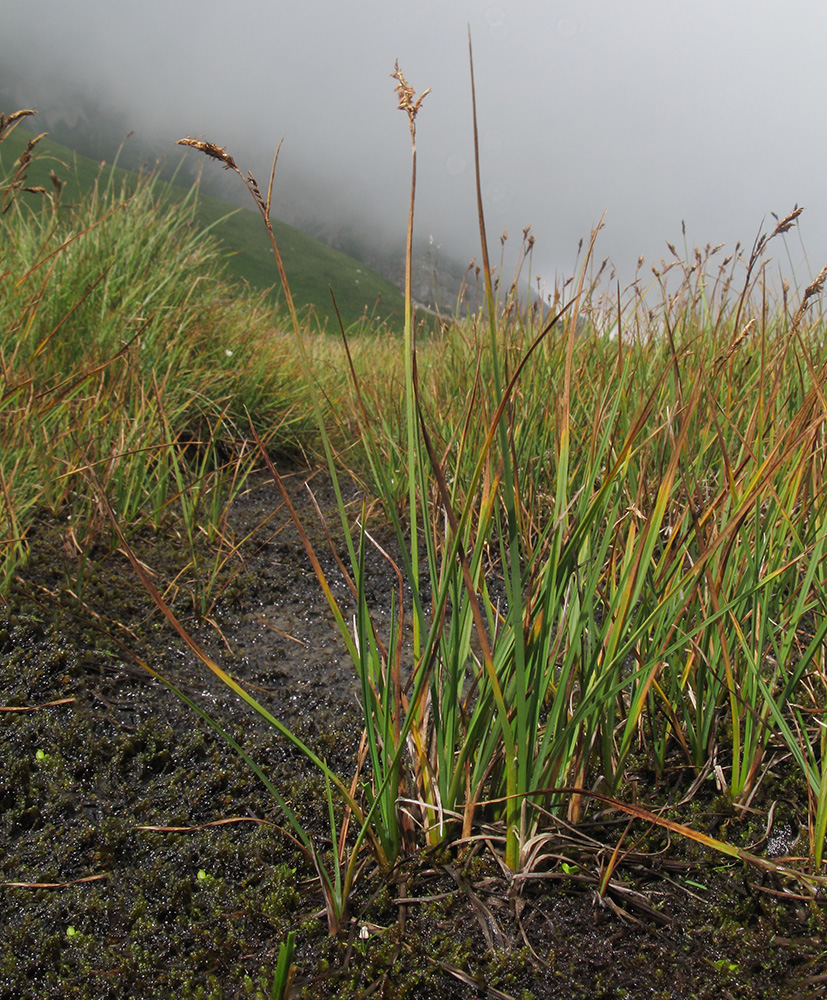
left=197, top=869, right=209, bottom=881
left=66, top=926, right=77, bottom=938
left=561, top=862, right=580, bottom=876
left=35, top=749, right=49, bottom=761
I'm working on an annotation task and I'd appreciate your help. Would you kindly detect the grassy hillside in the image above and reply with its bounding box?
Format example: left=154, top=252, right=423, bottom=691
left=0, top=124, right=406, bottom=329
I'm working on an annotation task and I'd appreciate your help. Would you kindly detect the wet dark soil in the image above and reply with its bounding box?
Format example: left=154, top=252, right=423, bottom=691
left=2, top=468, right=826, bottom=999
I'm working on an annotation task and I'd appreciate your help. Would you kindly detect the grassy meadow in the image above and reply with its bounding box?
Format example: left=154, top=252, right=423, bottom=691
left=3, top=89, right=827, bottom=996
left=0, top=124, right=407, bottom=330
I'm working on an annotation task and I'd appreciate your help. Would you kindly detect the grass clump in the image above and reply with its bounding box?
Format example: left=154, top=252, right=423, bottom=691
left=103, top=43, right=827, bottom=909
left=0, top=121, right=408, bottom=331
left=154, top=47, right=827, bottom=942
left=0, top=110, right=331, bottom=606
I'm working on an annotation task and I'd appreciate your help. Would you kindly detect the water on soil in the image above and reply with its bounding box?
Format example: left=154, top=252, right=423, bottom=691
left=1, top=468, right=825, bottom=999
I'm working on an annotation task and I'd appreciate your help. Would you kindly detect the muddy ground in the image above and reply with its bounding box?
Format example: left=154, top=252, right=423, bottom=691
left=1, top=468, right=826, bottom=999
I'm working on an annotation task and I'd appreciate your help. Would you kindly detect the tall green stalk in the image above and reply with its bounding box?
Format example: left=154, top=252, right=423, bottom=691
left=390, top=62, right=429, bottom=665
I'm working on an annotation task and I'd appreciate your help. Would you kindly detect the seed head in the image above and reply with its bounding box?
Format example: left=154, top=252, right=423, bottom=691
left=0, top=109, right=37, bottom=142
left=177, top=137, right=238, bottom=172
left=770, top=205, right=803, bottom=238
left=391, top=62, right=430, bottom=130
left=803, top=264, right=827, bottom=304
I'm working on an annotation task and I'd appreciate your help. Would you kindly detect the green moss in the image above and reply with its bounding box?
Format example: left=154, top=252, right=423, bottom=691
left=2, top=494, right=827, bottom=998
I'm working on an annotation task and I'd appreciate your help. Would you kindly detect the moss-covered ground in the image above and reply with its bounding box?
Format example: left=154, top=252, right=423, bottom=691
left=2, top=472, right=826, bottom=999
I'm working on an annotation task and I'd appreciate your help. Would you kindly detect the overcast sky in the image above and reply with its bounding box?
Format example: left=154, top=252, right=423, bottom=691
left=4, top=1, right=825, bottom=292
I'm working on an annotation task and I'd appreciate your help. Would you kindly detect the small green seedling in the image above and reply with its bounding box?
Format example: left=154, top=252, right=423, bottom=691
left=270, top=929, right=296, bottom=1000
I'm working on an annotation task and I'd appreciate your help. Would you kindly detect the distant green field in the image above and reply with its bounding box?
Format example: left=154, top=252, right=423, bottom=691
left=0, top=126, right=406, bottom=330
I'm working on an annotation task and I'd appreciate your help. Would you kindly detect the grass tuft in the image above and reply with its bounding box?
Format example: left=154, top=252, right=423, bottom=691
left=6, top=57, right=827, bottom=956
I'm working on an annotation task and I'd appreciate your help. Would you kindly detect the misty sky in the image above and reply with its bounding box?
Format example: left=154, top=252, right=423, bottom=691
left=4, top=1, right=825, bottom=292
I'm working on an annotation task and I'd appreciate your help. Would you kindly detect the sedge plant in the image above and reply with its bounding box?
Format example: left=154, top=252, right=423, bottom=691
left=169, top=43, right=827, bottom=904
left=51, top=42, right=827, bottom=961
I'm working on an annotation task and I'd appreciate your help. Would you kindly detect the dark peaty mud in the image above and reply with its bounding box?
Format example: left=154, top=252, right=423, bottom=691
left=1, top=468, right=826, bottom=999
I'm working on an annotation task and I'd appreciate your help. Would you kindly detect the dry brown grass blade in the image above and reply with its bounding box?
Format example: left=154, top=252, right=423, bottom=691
left=427, top=959, right=518, bottom=1000
left=265, top=137, right=284, bottom=219
left=249, top=426, right=351, bottom=638
left=3, top=873, right=108, bottom=889
left=0, top=697, right=75, bottom=713
left=467, top=30, right=496, bottom=322
left=528, top=788, right=827, bottom=895
left=136, top=817, right=277, bottom=833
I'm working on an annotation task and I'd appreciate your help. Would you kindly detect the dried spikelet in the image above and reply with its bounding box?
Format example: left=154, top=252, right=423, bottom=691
left=245, top=172, right=267, bottom=213
left=0, top=109, right=37, bottom=143
left=3, top=109, right=37, bottom=125
left=713, top=318, right=756, bottom=373
left=390, top=62, right=430, bottom=146
left=49, top=170, right=64, bottom=198
left=12, top=131, right=46, bottom=172
left=770, top=205, right=804, bottom=238
left=802, top=264, right=827, bottom=305
left=790, top=264, right=827, bottom=329
left=2, top=131, right=48, bottom=214
left=176, top=137, right=238, bottom=171
left=391, top=62, right=430, bottom=118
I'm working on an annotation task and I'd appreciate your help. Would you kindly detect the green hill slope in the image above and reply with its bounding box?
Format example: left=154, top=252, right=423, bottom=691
left=0, top=126, right=405, bottom=329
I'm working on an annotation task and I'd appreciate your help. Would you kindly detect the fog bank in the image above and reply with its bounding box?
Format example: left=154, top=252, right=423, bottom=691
left=4, top=1, right=825, bottom=294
